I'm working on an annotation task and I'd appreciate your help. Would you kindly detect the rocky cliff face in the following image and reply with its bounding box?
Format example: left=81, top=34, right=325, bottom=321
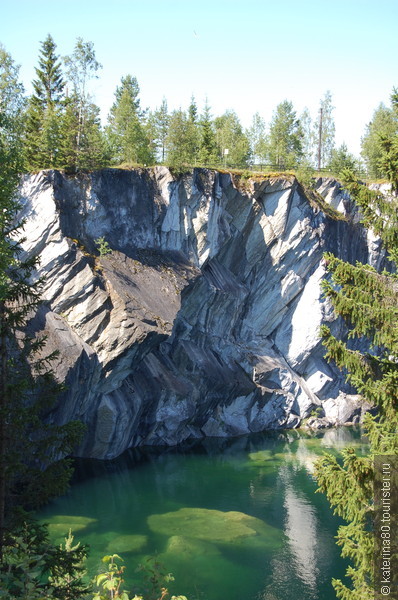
left=17, top=168, right=379, bottom=458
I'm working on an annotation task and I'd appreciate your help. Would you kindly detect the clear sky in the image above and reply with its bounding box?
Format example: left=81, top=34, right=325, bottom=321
left=2, top=0, right=398, bottom=157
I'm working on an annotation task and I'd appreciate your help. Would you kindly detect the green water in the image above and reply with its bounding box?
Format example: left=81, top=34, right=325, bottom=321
left=38, top=427, right=369, bottom=600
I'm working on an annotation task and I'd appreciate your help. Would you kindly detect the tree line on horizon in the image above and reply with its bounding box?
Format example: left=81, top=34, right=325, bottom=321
left=2, top=34, right=397, bottom=178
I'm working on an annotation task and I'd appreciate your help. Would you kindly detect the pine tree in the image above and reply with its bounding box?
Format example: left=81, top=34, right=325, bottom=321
left=314, top=168, right=398, bottom=599
left=24, top=35, right=65, bottom=170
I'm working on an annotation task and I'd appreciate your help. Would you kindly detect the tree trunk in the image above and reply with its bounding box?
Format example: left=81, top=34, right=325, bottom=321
left=317, top=107, right=323, bottom=170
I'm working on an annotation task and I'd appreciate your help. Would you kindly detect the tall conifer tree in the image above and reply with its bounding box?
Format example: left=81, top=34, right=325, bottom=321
left=314, top=166, right=398, bottom=599
left=106, top=75, right=153, bottom=165
left=24, top=35, right=65, bottom=170
left=0, top=45, right=83, bottom=558
left=361, top=101, right=397, bottom=179
left=198, top=99, right=218, bottom=166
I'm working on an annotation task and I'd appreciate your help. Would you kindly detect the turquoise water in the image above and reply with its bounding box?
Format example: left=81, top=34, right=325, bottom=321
left=38, top=427, right=369, bottom=600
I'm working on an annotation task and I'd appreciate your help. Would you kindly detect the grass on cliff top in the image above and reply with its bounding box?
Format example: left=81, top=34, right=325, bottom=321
left=52, top=162, right=348, bottom=222
left=298, top=182, right=348, bottom=221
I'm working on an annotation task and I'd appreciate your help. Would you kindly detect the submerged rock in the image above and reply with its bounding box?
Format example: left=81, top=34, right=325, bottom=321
left=18, top=169, right=381, bottom=458
left=105, top=533, right=148, bottom=553
left=46, top=515, right=97, bottom=541
left=147, top=507, right=274, bottom=543
left=166, top=535, right=221, bottom=556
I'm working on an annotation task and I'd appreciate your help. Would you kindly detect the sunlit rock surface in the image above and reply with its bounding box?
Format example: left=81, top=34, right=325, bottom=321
left=18, top=169, right=379, bottom=458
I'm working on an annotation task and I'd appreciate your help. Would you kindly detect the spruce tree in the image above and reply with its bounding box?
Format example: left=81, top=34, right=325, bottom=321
left=187, top=95, right=200, bottom=165
left=378, top=88, right=398, bottom=192
left=166, top=104, right=201, bottom=168
left=0, top=45, right=83, bottom=558
left=314, top=168, right=398, bottom=599
left=106, top=75, right=153, bottom=165
left=361, top=100, right=398, bottom=179
left=198, top=99, right=218, bottom=166
left=328, top=143, right=360, bottom=177
left=24, top=35, right=65, bottom=170
left=32, top=34, right=65, bottom=108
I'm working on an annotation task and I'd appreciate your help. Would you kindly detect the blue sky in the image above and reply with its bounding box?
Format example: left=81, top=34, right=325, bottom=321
left=2, top=0, right=398, bottom=156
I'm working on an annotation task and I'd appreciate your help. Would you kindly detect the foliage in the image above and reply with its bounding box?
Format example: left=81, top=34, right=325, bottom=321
left=63, top=37, right=107, bottom=171
left=314, top=167, right=398, bottom=599
left=106, top=75, right=154, bottom=166
left=95, top=237, right=112, bottom=256
left=0, top=517, right=89, bottom=600
left=0, top=44, right=25, bottom=187
left=147, top=98, right=169, bottom=164
left=377, top=88, right=398, bottom=192
left=49, top=529, right=90, bottom=599
left=93, top=554, right=130, bottom=600
left=198, top=99, right=218, bottom=166
left=4, top=35, right=384, bottom=176
left=23, top=34, right=65, bottom=170
left=0, top=43, right=84, bottom=557
left=214, top=110, right=250, bottom=168
left=295, top=162, right=316, bottom=189
left=328, top=143, right=361, bottom=177
left=165, top=107, right=199, bottom=169
left=267, top=100, right=303, bottom=169
left=246, top=112, right=267, bottom=166
left=93, top=554, right=187, bottom=600
left=361, top=99, right=398, bottom=179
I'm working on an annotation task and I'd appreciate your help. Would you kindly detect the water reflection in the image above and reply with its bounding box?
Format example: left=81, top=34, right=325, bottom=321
left=39, top=427, right=362, bottom=600
left=281, top=466, right=318, bottom=590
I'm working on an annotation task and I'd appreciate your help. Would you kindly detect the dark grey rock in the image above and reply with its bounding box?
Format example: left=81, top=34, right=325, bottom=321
left=18, top=169, right=381, bottom=458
